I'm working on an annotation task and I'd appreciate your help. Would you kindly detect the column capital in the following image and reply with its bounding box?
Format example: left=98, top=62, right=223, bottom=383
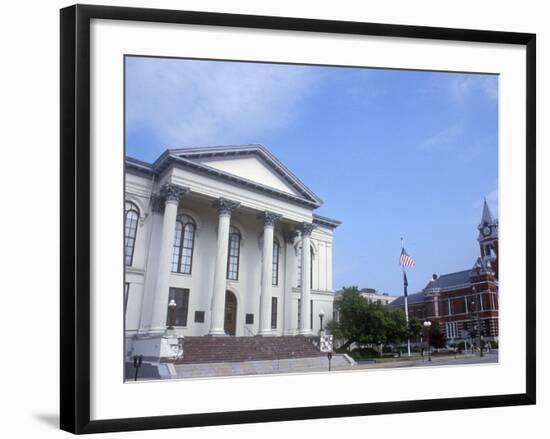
left=160, top=183, right=189, bottom=203
left=257, top=211, right=282, bottom=227
left=299, top=222, right=316, bottom=236
left=283, top=229, right=298, bottom=244
left=213, top=197, right=240, bottom=216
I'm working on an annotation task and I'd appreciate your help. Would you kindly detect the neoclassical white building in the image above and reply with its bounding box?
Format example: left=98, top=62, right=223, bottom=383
left=125, top=144, right=340, bottom=346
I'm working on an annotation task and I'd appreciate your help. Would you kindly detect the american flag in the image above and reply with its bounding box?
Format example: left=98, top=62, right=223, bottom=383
left=399, top=248, right=416, bottom=267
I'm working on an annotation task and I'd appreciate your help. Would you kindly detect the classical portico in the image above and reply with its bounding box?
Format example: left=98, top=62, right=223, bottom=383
left=124, top=144, right=340, bottom=346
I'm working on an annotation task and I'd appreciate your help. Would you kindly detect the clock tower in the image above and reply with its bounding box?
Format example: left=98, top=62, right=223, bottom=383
left=478, top=198, right=498, bottom=279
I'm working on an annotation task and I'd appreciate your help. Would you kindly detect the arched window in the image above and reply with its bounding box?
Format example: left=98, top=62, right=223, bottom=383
left=227, top=226, right=241, bottom=280
left=124, top=201, right=140, bottom=266
left=272, top=239, right=280, bottom=286
left=171, top=214, right=196, bottom=274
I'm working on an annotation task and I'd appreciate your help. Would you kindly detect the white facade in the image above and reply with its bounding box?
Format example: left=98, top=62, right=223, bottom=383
left=125, top=145, right=340, bottom=341
left=359, top=290, right=399, bottom=305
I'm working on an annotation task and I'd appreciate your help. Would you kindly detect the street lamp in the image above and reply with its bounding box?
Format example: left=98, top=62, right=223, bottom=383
left=423, top=320, right=432, bottom=362
left=319, top=309, right=325, bottom=333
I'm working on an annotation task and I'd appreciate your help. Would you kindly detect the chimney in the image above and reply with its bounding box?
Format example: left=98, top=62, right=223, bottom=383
left=432, top=274, right=438, bottom=281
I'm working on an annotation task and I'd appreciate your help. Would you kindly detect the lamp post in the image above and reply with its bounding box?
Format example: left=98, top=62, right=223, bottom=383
left=471, top=287, right=484, bottom=357
left=423, top=320, right=432, bottom=362
left=166, top=299, right=177, bottom=335
left=319, top=309, right=325, bottom=333
left=133, top=354, right=143, bottom=382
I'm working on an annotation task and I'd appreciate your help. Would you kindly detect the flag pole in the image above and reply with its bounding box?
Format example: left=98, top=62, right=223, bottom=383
left=401, top=237, right=411, bottom=357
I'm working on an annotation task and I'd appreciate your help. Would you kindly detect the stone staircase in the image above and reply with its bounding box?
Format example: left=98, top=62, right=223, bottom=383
left=171, top=335, right=325, bottom=364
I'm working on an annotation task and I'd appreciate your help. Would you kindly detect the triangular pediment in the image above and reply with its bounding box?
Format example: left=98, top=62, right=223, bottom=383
left=194, top=155, right=301, bottom=196
left=163, top=145, right=322, bottom=206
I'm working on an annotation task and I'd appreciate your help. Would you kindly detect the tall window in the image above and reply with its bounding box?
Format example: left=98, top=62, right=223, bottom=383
left=166, top=287, right=190, bottom=327
left=227, top=226, right=241, bottom=280
left=124, top=201, right=139, bottom=266
left=297, top=298, right=301, bottom=328
left=271, top=297, right=278, bottom=329
left=171, top=214, right=196, bottom=274
left=310, top=247, right=314, bottom=288
left=272, top=239, right=280, bottom=286
left=296, top=244, right=314, bottom=288
left=445, top=321, right=458, bottom=339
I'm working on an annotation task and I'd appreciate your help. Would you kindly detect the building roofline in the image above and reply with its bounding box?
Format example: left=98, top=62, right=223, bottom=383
left=125, top=145, right=325, bottom=209
left=165, top=144, right=323, bottom=203
left=313, top=213, right=342, bottom=229
left=126, top=156, right=154, bottom=175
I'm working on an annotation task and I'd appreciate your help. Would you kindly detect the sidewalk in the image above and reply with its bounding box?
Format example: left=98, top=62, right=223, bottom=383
left=344, top=351, right=498, bottom=370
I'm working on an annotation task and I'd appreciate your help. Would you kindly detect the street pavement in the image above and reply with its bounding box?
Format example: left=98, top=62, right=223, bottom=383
left=350, top=351, right=498, bottom=370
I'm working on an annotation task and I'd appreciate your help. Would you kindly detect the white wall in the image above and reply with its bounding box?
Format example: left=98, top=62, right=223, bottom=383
left=0, top=1, right=547, bottom=439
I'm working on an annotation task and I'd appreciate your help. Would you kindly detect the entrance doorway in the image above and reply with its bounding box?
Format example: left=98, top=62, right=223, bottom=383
left=224, top=290, right=237, bottom=336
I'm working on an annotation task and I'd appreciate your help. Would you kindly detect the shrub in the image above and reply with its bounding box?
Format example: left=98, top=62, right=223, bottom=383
left=349, top=347, right=378, bottom=359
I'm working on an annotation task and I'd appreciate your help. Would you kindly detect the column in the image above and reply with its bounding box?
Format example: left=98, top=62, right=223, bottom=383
left=257, top=211, right=282, bottom=335
left=209, top=198, right=240, bottom=335
left=299, top=222, right=316, bottom=335
left=283, top=230, right=298, bottom=335
left=150, top=183, right=189, bottom=333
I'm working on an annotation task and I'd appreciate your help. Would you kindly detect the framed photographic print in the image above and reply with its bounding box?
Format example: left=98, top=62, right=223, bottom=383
left=60, top=4, right=536, bottom=434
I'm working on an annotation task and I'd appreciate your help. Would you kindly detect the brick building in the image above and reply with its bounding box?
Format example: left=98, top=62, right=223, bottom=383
left=390, top=200, right=499, bottom=344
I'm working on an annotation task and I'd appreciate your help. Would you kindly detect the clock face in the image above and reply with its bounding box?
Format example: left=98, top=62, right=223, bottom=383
left=483, top=226, right=492, bottom=237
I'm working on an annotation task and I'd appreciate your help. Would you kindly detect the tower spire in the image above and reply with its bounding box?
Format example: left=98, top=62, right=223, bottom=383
left=480, top=197, right=495, bottom=226
left=477, top=196, right=499, bottom=279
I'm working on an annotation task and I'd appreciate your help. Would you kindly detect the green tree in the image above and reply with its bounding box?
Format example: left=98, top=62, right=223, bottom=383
left=382, top=306, right=408, bottom=345
left=327, top=286, right=369, bottom=351
left=329, top=287, right=410, bottom=352
left=407, top=317, right=423, bottom=341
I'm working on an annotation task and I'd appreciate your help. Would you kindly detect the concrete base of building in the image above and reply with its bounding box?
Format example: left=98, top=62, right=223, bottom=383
left=168, top=354, right=353, bottom=379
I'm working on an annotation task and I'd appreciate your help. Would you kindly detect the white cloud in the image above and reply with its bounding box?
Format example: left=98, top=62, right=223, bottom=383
left=449, top=75, right=498, bottom=102
left=418, top=122, right=464, bottom=151
left=125, top=58, right=320, bottom=153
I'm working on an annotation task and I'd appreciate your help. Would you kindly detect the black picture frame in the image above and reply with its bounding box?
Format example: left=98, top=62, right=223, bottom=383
left=60, top=4, right=536, bottom=434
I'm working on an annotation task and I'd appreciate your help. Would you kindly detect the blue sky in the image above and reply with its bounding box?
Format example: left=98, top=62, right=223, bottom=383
left=125, top=56, right=498, bottom=296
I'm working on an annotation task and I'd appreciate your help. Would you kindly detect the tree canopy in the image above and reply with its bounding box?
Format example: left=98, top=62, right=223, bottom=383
left=328, top=286, right=410, bottom=351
